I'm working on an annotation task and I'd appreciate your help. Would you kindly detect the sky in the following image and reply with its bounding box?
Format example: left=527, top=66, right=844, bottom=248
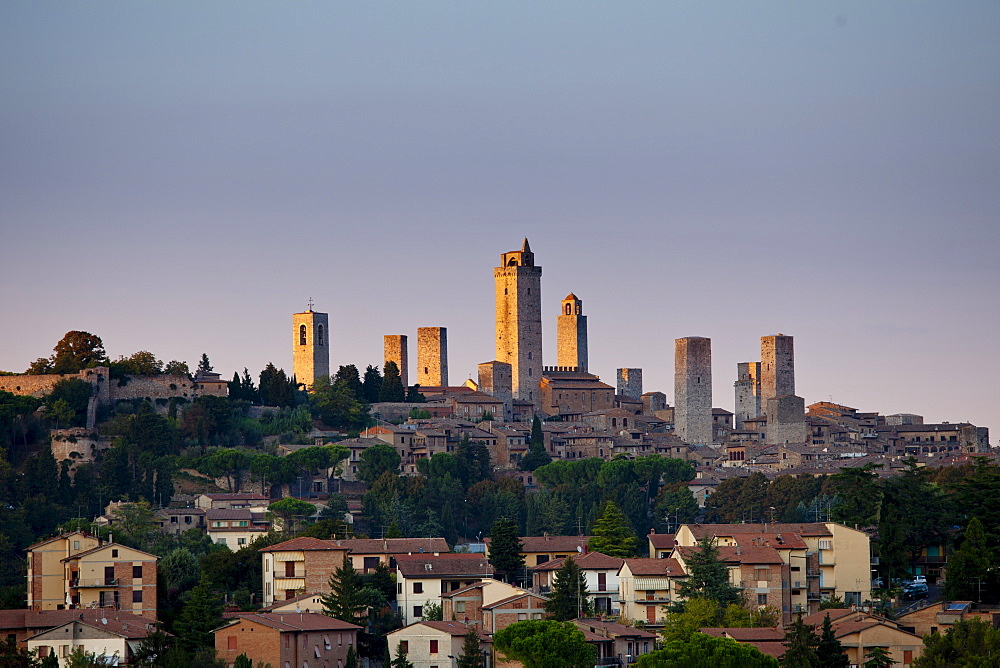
left=2, top=2, right=998, bottom=436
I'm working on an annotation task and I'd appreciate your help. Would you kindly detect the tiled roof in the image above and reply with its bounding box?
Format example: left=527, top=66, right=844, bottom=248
left=801, top=609, right=860, bottom=626
left=60, top=542, right=157, bottom=562
left=621, top=558, right=684, bottom=576
left=220, top=612, right=361, bottom=633
left=330, top=538, right=449, bottom=554
left=573, top=619, right=657, bottom=640
left=484, top=535, right=591, bottom=553
left=0, top=609, right=157, bottom=637
left=260, top=537, right=348, bottom=553
left=204, top=493, right=269, bottom=500
left=482, top=592, right=548, bottom=610
left=395, top=554, right=493, bottom=578
left=530, top=551, right=624, bottom=572
left=675, top=545, right=783, bottom=565
left=416, top=620, right=476, bottom=636
left=684, top=523, right=832, bottom=538
left=647, top=533, right=676, bottom=550
left=206, top=508, right=254, bottom=520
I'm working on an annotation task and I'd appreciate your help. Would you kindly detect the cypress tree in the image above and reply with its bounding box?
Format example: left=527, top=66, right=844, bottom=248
left=379, top=361, right=405, bottom=402
left=520, top=416, right=551, bottom=471
left=587, top=500, right=639, bottom=558
left=321, top=557, right=367, bottom=626
left=544, top=556, right=592, bottom=621
left=488, top=518, right=525, bottom=583
left=816, top=613, right=849, bottom=667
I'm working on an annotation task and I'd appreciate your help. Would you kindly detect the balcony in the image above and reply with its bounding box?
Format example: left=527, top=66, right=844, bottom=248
left=641, top=595, right=671, bottom=603
left=807, top=592, right=821, bottom=600
left=70, top=578, right=116, bottom=588
left=595, top=658, right=621, bottom=666
left=806, top=570, right=820, bottom=578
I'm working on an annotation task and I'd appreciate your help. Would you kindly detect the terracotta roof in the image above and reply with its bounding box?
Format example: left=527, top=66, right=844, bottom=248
left=395, top=554, right=493, bottom=578
left=801, top=609, right=860, bottom=626
left=441, top=582, right=487, bottom=598
left=484, top=535, right=591, bottom=553
left=726, top=533, right=809, bottom=550
left=0, top=609, right=158, bottom=637
left=204, top=493, right=269, bottom=500
left=259, top=593, right=325, bottom=611
left=530, top=551, right=624, bottom=572
left=26, top=531, right=94, bottom=550
left=701, top=627, right=785, bottom=641
left=260, top=537, right=348, bottom=553
left=219, top=612, right=361, bottom=633
left=621, top=558, right=684, bottom=576
left=206, top=508, right=255, bottom=520
left=416, top=620, right=476, bottom=636
left=573, top=619, right=657, bottom=640
left=676, top=545, right=783, bottom=565
left=60, top=543, right=157, bottom=562
left=683, top=523, right=832, bottom=538
left=647, top=533, right=676, bottom=550
left=330, top=537, right=449, bottom=554
left=482, top=592, right=548, bottom=610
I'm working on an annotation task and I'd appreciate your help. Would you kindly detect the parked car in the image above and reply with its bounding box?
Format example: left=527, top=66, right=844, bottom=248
left=903, top=583, right=928, bottom=600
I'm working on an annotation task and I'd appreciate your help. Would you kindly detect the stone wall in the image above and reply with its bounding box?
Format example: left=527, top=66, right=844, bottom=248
left=674, top=337, right=713, bottom=446
left=416, top=327, right=448, bottom=387
left=760, top=335, right=795, bottom=406
left=50, top=428, right=113, bottom=471
left=494, top=243, right=543, bottom=405
left=765, top=394, right=807, bottom=445
left=734, top=361, right=762, bottom=429
left=617, top=368, right=643, bottom=400
left=477, top=361, right=512, bottom=420
left=292, top=309, right=330, bottom=390
left=384, top=334, right=409, bottom=388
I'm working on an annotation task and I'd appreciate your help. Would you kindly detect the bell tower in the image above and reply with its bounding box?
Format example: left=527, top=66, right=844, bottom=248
left=495, top=238, right=543, bottom=405
left=556, top=293, right=588, bottom=372
left=292, top=300, right=330, bottom=390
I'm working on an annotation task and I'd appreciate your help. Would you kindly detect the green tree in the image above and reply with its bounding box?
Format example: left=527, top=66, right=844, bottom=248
left=520, top=416, right=551, bottom=471
left=863, top=646, right=896, bottom=668
left=334, top=365, right=365, bottom=400
left=345, top=644, right=358, bottom=668
left=311, top=376, right=368, bottom=429
left=111, top=501, right=160, bottom=551
left=361, top=365, right=383, bottom=403
left=268, top=497, right=316, bottom=535
left=944, top=517, right=993, bottom=602
left=779, top=613, right=819, bottom=668
left=652, top=482, right=699, bottom=533
left=378, top=361, right=405, bottom=403
left=112, top=351, right=164, bottom=376
left=232, top=655, right=252, bottom=668
left=494, top=620, right=595, bottom=668
left=405, top=384, right=426, bottom=403
left=46, top=331, right=109, bottom=374
left=544, top=556, right=591, bottom=621
left=357, top=444, right=401, bottom=485
left=45, top=378, right=93, bottom=428
left=661, top=598, right=725, bottom=642
left=816, top=613, right=849, bottom=668
left=391, top=641, right=414, bottom=668
left=198, top=354, right=213, bottom=373
left=134, top=629, right=172, bottom=667
left=587, top=500, right=639, bottom=558
left=636, top=631, right=779, bottom=667
left=457, top=628, right=484, bottom=668
left=259, top=363, right=296, bottom=407
left=914, top=618, right=1000, bottom=667
left=488, top=518, right=525, bottom=583
left=49, top=398, right=75, bottom=428
left=164, top=360, right=190, bottom=377
left=676, top=537, right=742, bottom=607
left=172, top=579, right=224, bottom=652
left=321, top=556, right=367, bottom=626
left=421, top=601, right=443, bottom=621
left=0, top=635, right=39, bottom=667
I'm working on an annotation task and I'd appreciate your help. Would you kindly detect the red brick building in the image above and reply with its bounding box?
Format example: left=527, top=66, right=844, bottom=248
left=214, top=612, right=361, bottom=668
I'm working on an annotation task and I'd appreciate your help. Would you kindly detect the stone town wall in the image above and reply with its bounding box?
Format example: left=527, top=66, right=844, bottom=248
left=0, top=367, right=111, bottom=404
left=674, top=337, right=713, bottom=446
left=50, top=428, right=113, bottom=471
left=416, top=327, right=448, bottom=387
left=384, top=334, right=409, bottom=388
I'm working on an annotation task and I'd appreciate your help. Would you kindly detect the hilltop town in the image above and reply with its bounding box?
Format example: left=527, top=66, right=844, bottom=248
left=0, top=238, right=995, bottom=667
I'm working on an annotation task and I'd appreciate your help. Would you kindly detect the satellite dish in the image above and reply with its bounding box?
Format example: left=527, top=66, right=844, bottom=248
left=576, top=546, right=583, bottom=553
left=101, top=616, right=107, bottom=625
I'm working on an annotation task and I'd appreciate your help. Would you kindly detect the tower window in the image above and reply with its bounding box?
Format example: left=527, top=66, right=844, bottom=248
left=565, top=304, right=571, bottom=315
left=527, top=352, right=532, bottom=360
left=504, top=288, right=508, bottom=295
left=528, top=368, right=532, bottom=377
left=424, top=367, right=428, bottom=374
left=317, top=325, right=324, bottom=346
left=299, top=324, right=307, bottom=346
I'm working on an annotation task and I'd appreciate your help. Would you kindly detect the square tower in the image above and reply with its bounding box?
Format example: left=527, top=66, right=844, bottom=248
left=674, top=337, right=712, bottom=446
left=617, top=368, right=643, bottom=400
left=760, top=334, right=795, bottom=405
left=384, top=334, right=409, bottom=388
left=494, top=238, right=543, bottom=405
left=734, top=361, right=762, bottom=429
left=292, top=306, right=330, bottom=390
left=556, top=293, right=588, bottom=372
left=478, top=360, right=513, bottom=420
left=417, top=327, right=448, bottom=387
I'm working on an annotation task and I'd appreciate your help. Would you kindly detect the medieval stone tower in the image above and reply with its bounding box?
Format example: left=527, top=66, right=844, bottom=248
left=384, top=334, right=409, bottom=388
left=478, top=360, right=513, bottom=419
left=417, top=327, right=448, bottom=387
left=617, top=368, right=643, bottom=400
left=495, top=238, right=543, bottom=404
left=674, top=337, right=713, bottom=446
left=760, top=334, right=795, bottom=405
left=556, top=293, right=588, bottom=372
left=734, top=361, right=762, bottom=429
left=292, top=304, right=329, bottom=390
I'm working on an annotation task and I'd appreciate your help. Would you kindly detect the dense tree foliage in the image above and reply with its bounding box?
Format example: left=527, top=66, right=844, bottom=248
left=636, top=631, right=779, bottom=667
left=488, top=518, right=525, bottom=583
left=588, top=500, right=639, bottom=557
left=914, top=618, right=1000, bottom=667
left=27, top=331, right=108, bottom=374
left=520, top=416, right=551, bottom=471
left=676, top=538, right=742, bottom=607
left=493, top=620, right=596, bottom=668
left=378, top=361, right=405, bottom=403
left=544, top=556, right=591, bottom=621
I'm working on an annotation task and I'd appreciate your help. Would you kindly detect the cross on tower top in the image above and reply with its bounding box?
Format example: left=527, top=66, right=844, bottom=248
left=307, top=297, right=314, bottom=312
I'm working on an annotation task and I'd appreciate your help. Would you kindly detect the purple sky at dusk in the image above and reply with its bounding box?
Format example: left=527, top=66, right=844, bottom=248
left=2, top=2, right=998, bottom=436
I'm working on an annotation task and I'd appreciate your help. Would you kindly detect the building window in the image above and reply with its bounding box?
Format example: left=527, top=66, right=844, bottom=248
left=413, top=583, right=423, bottom=594
left=757, top=593, right=767, bottom=605
left=228, top=636, right=237, bottom=650
left=133, top=590, right=143, bottom=603
left=238, top=538, right=247, bottom=546
left=400, top=641, right=408, bottom=654
left=73, top=541, right=80, bottom=550
left=318, top=325, right=324, bottom=346
left=456, top=601, right=466, bottom=613
left=111, top=549, right=119, bottom=558
left=430, top=640, right=438, bottom=654
left=413, top=606, right=422, bottom=618
left=300, top=324, right=307, bottom=345
left=133, top=565, right=143, bottom=579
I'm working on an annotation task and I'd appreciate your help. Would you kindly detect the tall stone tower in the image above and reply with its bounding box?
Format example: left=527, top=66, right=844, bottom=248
left=760, top=334, right=795, bottom=405
left=556, top=293, right=588, bottom=372
left=478, top=360, right=513, bottom=419
left=417, top=327, right=448, bottom=387
left=674, top=337, right=713, bottom=446
left=495, top=238, right=542, bottom=405
left=617, top=368, right=643, bottom=400
left=292, top=303, right=329, bottom=390
left=734, top=361, right=762, bottom=429
left=384, top=335, right=409, bottom=388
